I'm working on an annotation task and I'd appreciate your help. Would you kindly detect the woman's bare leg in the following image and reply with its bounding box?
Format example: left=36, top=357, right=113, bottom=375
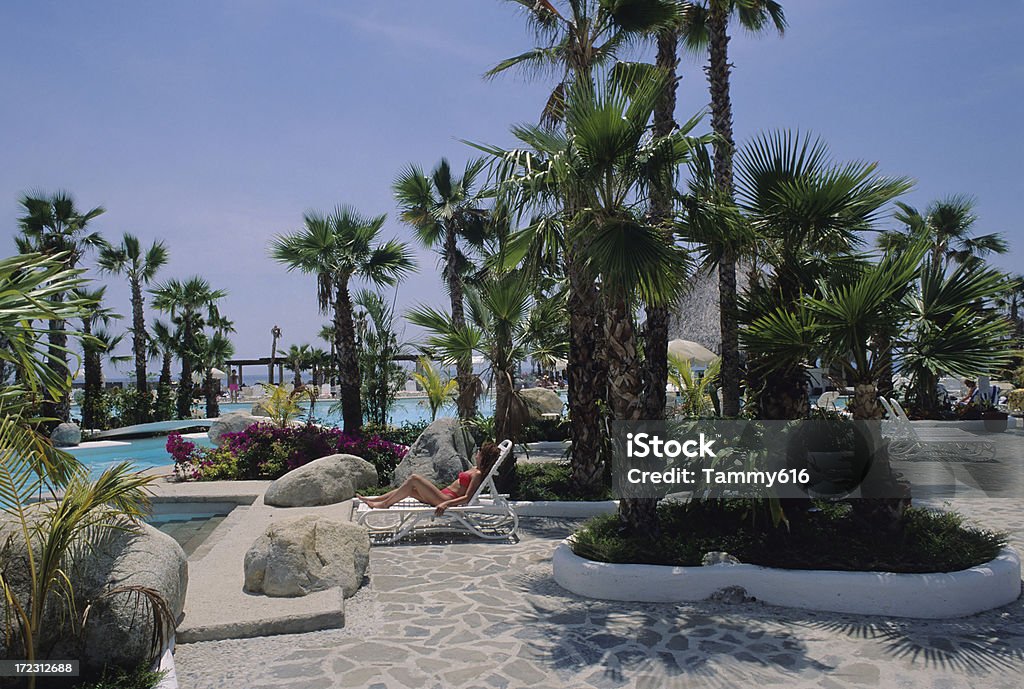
left=377, top=475, right=447, bottom=508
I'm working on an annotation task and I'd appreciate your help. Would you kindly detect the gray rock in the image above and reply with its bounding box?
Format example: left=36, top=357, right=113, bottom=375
left=50, top=422, right=82, bottom=447
left=243, top=516, right=369, bottom=597
left=0, top=519, right=187, bottom=671
left=708, top=585, right=752, bottom=604
left=251, top=403, right=271, bottom=417
left=702, top=551, right=741, bottom=566
left=519, top=387, right=565, bottom=420
left=264, top=454, right=378, bottom=507
left=208, top=411, right=264, bottom=446
left=391, top=418, right=475, bottom=486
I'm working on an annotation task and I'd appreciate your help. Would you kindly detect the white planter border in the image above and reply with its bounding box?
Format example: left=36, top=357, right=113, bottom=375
left=511, top=500, right=618, bottom=518
left=553, top=540, right=1021, bottom=619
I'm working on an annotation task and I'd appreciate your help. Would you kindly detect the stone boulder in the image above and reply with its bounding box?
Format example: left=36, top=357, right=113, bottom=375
left=208, top=411, right=264, bottom=446
left=0, top=520, right=187, bottom=672
left=264, top=454, right=378, bottom=507
left=250, top=403, right=271, bottom=417
left=391, top=417, right=475, bottom=486
left=50, top=422, right=82, bottom=447
left=243, top=516, right=369, bottom=597
left=519, top=387, right=565, bottom=420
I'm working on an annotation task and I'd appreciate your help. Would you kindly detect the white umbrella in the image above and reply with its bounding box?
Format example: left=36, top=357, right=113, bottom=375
left=667, top=339, right=718, bottom=366
left=191, top=368, right=227, bottom=384
left=552, top=357, right=568, bottom=372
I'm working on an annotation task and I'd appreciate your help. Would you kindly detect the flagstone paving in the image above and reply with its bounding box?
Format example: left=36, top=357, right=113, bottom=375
left=175, top=494, right=1024, bottom=689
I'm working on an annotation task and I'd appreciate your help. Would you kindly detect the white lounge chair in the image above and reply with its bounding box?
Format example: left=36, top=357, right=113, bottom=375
left=355, top=439, right=519, bottom=545
left=815, top=390, right=841, bottom=411
left=881, top=397, right=994, bottom=462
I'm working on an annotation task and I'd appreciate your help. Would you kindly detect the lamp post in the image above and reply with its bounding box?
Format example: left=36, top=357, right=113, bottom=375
left=270, top=325, right=282, bottom=385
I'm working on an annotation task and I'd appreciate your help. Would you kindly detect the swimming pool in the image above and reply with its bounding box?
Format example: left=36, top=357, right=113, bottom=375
left=66, top=432, right=214, bottom=479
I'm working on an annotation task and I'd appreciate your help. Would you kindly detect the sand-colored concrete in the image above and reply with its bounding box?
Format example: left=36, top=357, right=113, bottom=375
left=147, top=474, right=358, bottom=643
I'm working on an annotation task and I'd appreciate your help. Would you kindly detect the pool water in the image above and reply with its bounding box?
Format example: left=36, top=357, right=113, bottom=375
left=148, top=502, right=235, bottom=556
left=66, top=433, right=214, bottom=479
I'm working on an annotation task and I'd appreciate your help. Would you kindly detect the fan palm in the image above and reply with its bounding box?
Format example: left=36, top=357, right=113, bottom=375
left=280, top=344, right=312, bottom=389
left=149, top=320, right=177, bottom=421
left=879, top=195, right=1008, bottom=273
left=679, top=0, right=786, bottom=417
left=196, top=331, right=234, bottom=418
left=732, top=131, right=913, bottom=418
left=269, top=206, right=415, bottom=433
left=490, top=0, right=683, bottom=497
left=475, top=70, right=708, bottom=509
left=16, top=192, right=106, bottom=423
left=394, top=158, right=489, bottom=420
left=98, top=234, right=169, bottom=423
left=409, top=270, right=568, bottom=489
left=150, top=277, right=228, bottom=419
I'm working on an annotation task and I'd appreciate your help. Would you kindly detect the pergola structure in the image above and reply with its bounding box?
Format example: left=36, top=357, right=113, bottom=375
left=225, top=354, right=422, bottom=386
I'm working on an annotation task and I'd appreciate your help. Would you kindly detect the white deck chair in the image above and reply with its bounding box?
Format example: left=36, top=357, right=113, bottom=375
left=320, top=383, right=332, bottom=398
left=815, top=391, right=841, bottom=411
left=356, top=439, right=519, bottom=544
left=882, top=397, right=994, bottom=461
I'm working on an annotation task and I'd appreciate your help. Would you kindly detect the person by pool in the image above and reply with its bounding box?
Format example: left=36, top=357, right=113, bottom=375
left=357, top=442, right=502, bottom=516
left=228, top=371, right=240, bottom=402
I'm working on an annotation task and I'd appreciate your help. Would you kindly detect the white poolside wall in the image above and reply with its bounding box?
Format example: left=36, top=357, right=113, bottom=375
left=553, top=541, right=1022, bottom=619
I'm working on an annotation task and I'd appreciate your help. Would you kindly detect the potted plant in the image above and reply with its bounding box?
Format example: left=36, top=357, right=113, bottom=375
left=961, top=386, right=1010, bottom=433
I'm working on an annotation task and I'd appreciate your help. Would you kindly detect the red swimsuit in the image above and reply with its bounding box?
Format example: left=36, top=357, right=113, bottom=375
left=441, top=471, right=473, bottom=499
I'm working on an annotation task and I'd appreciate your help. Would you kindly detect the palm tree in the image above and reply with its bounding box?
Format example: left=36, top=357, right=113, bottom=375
left=270, top=206, right=415, bottom=433
left=98, top=233, right=169, bottom=423
left=149, top=320, right=177, bottom=421
left=879, top=195, right=1008, bottom=273
left=411, top=357, right=457, bottom=422
left=489, top=0, right=681, bottom=495
left=476, top=70, right=708, bottom=508
left=642, top=10, right=686, bottom=420
left=150, top=277, right=228, bottom=419
left=394, top=158, right=489, bottom=421
left=71, top=286, right=121, bottom=430
left=732, top=131, right=913, bottom=418
left=280, top=344, right=312, bottom=389
left=197, top=331, right=235, bottom=418
left=680, top=0, right=786, bottom=417
left=410, top=270, right=567, bottom=490
left=354, top=290, right=406, bottom=426
left=318, top=324, right=337, bottom=385
left=16, top=191, right=106, bottom=423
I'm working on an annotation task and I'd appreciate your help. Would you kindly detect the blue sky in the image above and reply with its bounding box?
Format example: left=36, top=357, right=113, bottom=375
left=2, top=0, right=1022, bottom=366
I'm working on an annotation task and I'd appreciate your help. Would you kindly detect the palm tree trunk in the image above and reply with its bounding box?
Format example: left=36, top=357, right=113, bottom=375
left=82, top=319, right=104, bottom=430
left=130, top=277, right=150, bottom=423
left=849, top=379, right=911, bottom=532
left=607, top=298, right=658, bottom=533
left=641, top=27, right=681, bottom=421
left=707, top=5, right=741, bottom=418
left=446, top=229, right=478, bottom=420
left=334, top=283, right=362, bottom=433
left=155, top=352, right=173, bottom=421
left=44, top=307, right=71, bottom=425
left=293, top=365, right=302, bottom=388
left=204, top=371, right=219, bottom=418
left=567, top=251, right=606, bottom=496
left=176, top=324, right=194, bottom=420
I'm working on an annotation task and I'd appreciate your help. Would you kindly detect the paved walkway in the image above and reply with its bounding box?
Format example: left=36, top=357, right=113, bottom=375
left=175, top=493, right=1024, bottom=689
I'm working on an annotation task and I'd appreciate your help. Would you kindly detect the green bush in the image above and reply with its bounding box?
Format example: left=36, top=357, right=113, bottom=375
left=571, top=500, right=1005, bottom=573
left=62, top=665, right=167, bottom=689
left=361, top=420, right=429, bottom=447
left=519, top=417, right=570, bottom=442
left=511, top=462, right=612, bottom=501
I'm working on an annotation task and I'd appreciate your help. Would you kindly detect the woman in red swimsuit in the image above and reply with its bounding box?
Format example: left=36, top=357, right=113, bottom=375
left=357, top=442, right=502, bottom=516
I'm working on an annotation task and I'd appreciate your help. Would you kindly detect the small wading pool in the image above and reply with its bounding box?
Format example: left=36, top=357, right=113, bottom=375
left=147, top=501, right=236, bottom=557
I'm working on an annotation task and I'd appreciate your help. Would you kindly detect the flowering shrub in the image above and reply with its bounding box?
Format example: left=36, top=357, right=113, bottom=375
left=168, top=424, right=407, bottom=486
